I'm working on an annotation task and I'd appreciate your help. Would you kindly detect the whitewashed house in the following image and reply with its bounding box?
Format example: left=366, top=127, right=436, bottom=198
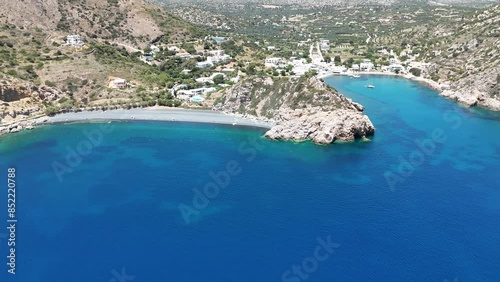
left=265, top=57, right=286, bottom=68
left=207, top=54, right=231, bottom=65
left=197, top=61, right=214, bottom=68
left=168, top=46, right=180, bottom=52
left=360, top=59, right=375, bottom=72
left=65, top=35, right=84, bottom=47
left=150, top=45, right=160, bottom=53
left=108, top=78, right=127, bottom=89
left=177, top=87, right=216, bottom=100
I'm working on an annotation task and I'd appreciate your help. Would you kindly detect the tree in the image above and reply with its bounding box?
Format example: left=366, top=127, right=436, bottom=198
left=305, top=69, right=317, bottom=78
left=324, top=55, right=331, bottom=63
left=409, top=68, right=422, bottom=77
left=334, top=55, right=341, bottom=64
left=306, top=57, right=312, bottom=63
left=213, top=74, right=225, bottom=85
left=246, top=64, right=256, bottom=75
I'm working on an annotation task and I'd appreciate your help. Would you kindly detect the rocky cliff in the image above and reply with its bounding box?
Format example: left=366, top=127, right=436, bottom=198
left=0, top=77, right=64, bottom=122
left=213, top=76, right=375, bottom=145
left=440, top=66, right=500, bottom=110
left=424, top=4, right=500, bottom=110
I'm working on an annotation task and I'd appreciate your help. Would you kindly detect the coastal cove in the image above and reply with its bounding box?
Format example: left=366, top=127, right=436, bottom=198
left=1, top=76, right=500, bottom=282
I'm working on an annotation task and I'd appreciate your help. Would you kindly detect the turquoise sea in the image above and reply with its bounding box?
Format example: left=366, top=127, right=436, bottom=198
left=1, top=75, right=499, bottom=281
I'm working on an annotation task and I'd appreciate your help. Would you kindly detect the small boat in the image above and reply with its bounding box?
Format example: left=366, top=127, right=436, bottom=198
left=366, top=84, right=375, bottom=88
left=348, top=73, right=360, bottom=78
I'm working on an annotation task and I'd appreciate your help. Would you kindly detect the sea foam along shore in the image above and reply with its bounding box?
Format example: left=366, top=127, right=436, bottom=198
left=0, top=108, right=274, bottom=137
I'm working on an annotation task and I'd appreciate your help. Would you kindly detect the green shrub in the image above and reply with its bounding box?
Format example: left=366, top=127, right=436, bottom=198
left=409, top=68, right=422, bottom=77
left=45, top=80, right=57, bottom=87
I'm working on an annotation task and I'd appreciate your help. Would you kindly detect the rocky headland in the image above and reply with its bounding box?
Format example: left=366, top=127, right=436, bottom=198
left=213, top=76, right=375, bottom=145
left=0, top=78, right=64, bottom=136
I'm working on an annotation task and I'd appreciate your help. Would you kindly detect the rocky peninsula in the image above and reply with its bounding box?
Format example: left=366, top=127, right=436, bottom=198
left=213, top=76, right=375, bottom=145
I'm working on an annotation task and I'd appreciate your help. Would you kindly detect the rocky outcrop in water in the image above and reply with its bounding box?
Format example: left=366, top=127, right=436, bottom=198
left=213, top=76, right=375, bottom=145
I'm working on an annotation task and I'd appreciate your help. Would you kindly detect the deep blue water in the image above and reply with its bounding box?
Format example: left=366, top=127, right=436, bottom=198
left=1, top=75, right=500, bottom=282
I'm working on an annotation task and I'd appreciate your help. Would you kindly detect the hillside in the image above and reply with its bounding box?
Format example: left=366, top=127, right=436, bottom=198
left=375, top=4, right=499, bottom=110
left=427, top=4, right=500, bottom=109
left=0, top=0, right=202, bottom=129
left=0, top=0, right=199, bottom=48
left=214, top=76, right=375, bottom=144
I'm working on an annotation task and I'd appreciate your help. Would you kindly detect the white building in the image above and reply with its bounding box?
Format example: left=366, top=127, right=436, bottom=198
left=331, top=66, right=347, bottom=73
left=265, top=57, right=286, bottom=68
left=150, top=45, right=160, bottom=53
left=267, top=46, right=277, bottom=51
left=197, top=61, right=214, bottom=68
left=108, top=78, right=127, bottom=89
left=319, top=39, right=330, bottom=51
left=382, top=64, right=405, bottom=73
left=297, top=41, right=308, bottom=47
left=65, top=35, right=84, bottom=47
left=195, top=73, right=227, bottom=84
left=207, top=54, right=231, bottom=65
left=360, top=59, right=375, bottom=72
left=196, top=77, right=214, bottom=84
left=207, top=50, right=224, bottom=56
left=177, top=87, right=216, bottom=100
left=168, top=46, right=180, bottom=52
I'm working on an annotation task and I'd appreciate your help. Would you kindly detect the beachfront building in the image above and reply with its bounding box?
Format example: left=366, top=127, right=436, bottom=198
left=360, top=59, right=375, bottom=72
left=381, top=63, right=405, bottom=73
left=65, top=35, right=84, bottom=47
left=351, top=64, right=360, bottom=72
left=331, top=66, right=347, bottom=73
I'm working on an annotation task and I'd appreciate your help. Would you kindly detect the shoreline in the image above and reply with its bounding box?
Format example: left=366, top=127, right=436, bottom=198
left=0, top=108, right=274, bottom=137
left=45, top=108, right=274, bottom=129
left=321, top=71, right=445, bottom=92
